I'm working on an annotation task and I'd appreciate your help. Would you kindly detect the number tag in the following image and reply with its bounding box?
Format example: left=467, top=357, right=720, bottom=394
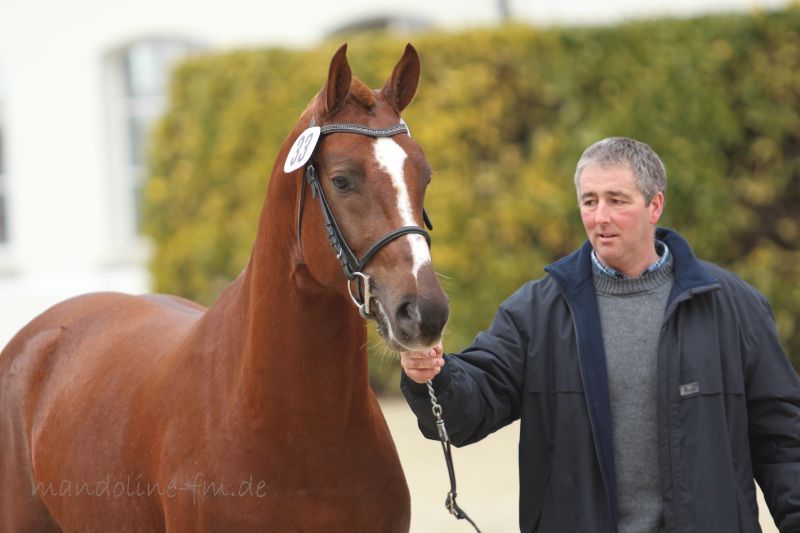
left=283, top=127, right=321, bottom=173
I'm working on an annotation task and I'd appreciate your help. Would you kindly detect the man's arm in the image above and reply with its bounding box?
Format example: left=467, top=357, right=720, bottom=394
left=745, top=295, right=800, bottom=531
left=400, top=295, right=529, bottom=447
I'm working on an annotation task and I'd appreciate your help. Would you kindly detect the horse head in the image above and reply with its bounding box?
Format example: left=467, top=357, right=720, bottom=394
left=291, top=43, right=449, bottom=351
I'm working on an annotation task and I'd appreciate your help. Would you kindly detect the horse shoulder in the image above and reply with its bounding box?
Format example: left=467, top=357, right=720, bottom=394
left=0, top=291, right=206, bottom=450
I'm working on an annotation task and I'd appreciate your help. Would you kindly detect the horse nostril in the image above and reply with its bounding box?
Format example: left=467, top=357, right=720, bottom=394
left=417, top=296, right=449, bottom=339
left=395, top=298, right=420, bottom=332
left=393, top=294, right=449, bottom=342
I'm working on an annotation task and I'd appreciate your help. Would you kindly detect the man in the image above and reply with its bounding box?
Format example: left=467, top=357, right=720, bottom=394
left=400, top=137, right=800, bottom=532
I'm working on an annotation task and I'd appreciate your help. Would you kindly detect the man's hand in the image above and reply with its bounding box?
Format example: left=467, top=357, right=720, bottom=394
left=400, top=343, right=445, bottom=384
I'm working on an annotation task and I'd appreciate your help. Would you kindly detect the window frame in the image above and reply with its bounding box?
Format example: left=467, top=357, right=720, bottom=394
left=104, top=36, right=204, bottom=264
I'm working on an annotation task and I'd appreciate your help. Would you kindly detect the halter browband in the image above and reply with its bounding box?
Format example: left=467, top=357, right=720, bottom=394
left=319, top=122, right=410, bottom=137
left=295, top=117, right=433, bottom=319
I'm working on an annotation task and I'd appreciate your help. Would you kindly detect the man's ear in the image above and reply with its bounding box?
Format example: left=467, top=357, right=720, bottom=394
left=649, top=191, right=665, bottom=224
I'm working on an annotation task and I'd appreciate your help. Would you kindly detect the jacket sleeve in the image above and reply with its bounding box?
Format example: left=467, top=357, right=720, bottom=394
left=400, top=287, right=530, bottom=447
left=744, top=293, right=800, bottom=531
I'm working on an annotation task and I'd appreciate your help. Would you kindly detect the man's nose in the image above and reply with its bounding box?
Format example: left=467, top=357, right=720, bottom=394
left=595, top=202, right=611, bottom=224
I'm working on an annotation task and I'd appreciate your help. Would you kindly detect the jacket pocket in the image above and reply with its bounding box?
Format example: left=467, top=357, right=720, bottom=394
left=676, top=371, right=744, bottom=401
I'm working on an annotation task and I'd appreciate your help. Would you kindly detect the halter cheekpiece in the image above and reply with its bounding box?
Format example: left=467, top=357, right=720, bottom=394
left=296, top=116, right=433, bottom=320
left=295, top=117, right=480, bottom=533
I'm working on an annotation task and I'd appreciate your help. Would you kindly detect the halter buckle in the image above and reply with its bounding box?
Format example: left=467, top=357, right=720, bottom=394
left=347, top=272, right=373, bottom=319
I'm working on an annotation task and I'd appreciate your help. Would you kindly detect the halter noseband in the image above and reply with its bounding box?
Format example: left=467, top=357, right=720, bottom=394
left=296, top=118, right=433, bottom=320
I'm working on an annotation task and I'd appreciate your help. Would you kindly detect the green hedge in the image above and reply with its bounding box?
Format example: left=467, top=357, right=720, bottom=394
left=145, top=8, right=800, bottom=392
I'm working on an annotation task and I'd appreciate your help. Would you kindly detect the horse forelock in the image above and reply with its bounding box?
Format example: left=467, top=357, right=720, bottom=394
left=307, top=77, right=375, bottom=122
left=347, top=77, right=376, bottom=109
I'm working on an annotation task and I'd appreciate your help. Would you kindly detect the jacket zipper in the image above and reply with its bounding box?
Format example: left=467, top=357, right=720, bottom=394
left=660, top=286, right=719, bottom=532
left=661, top=318, right=678, bottom=532
left=561, top=292, right=618, bottom=533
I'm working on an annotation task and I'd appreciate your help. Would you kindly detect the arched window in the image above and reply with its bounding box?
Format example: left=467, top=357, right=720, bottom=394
left=326, top=15, right=434, bottom=38
left=105, top=37, right=203, bottom=260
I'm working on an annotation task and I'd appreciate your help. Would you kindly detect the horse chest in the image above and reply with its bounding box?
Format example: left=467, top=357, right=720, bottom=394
left=158, top=420, right=411, bottom=532
left=190, top=478, right=410, bottom=533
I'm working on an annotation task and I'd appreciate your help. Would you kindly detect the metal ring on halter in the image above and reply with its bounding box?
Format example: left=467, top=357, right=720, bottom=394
left=347, top=272, right=373, bottom=319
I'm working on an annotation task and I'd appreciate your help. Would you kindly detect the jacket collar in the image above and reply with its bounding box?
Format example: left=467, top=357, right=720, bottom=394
left=545, top=227, right=718, bottom=304
left=655, top=228, right=720, bottom=305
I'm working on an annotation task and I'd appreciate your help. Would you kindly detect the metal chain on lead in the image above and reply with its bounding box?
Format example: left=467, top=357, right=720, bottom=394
left=427, top=379, right=448, bottom=441
left=425, top=379, right=482, bottom=533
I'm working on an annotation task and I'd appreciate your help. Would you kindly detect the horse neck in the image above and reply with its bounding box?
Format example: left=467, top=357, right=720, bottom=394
left=202, top=122, right=372, bottom=423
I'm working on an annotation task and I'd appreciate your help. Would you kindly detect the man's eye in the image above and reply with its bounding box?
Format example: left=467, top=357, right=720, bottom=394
left=332, top=176, right=350, bottom=190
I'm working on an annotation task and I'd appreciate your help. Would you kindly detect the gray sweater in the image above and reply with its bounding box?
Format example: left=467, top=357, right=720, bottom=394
left=593, top=257, right=674, bottom=533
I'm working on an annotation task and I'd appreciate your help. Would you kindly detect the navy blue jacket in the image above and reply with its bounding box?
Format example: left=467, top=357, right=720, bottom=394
left=402, top=228, right=800, bottom=532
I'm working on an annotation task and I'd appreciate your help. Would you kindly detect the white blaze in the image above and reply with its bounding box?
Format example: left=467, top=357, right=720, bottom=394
left=372, top=137, right=431, bottom=279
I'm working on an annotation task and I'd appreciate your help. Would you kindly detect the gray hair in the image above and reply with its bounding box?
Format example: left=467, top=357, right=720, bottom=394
left=574, top=137, right=667, bottom=204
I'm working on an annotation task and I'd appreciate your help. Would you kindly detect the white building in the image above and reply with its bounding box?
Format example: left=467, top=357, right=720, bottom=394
left=0, top=0, right=789, bottom=347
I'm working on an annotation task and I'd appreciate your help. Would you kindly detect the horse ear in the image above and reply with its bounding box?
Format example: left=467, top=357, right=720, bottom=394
left=381, top=43, right=421, bottom=113
left=320, top=43, right=352, bottom=118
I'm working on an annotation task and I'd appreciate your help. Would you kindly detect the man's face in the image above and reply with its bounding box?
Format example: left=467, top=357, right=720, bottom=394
left=578, top=164, right=664, bottom=277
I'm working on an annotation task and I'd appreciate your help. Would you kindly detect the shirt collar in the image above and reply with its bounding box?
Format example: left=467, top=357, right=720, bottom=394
left=591, top=240, right=670, bottom=279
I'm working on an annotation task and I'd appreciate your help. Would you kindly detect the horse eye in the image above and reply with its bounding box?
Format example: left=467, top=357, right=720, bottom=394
left=332, top=176, right=350, bottom=191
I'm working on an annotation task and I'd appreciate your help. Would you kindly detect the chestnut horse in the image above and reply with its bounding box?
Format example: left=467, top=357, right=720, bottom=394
left=0, top=43, right=448, bottom=532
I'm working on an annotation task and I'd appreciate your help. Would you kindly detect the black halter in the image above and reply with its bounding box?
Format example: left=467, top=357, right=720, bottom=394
left=295, top=119, right=433, bottom=319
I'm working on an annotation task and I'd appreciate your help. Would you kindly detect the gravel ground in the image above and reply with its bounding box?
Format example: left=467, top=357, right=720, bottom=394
left=380, top=397, right=779, bottom=533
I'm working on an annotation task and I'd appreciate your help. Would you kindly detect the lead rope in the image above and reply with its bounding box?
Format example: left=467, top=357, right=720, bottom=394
left=426, top=380, right=482, bottom=533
